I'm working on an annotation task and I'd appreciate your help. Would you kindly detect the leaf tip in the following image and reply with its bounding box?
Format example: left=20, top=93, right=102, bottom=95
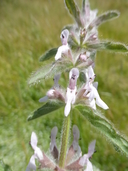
left=27, top=115, right=33, bottom=121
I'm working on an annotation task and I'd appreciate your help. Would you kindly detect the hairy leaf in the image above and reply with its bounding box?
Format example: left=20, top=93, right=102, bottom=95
left=28, top=59, right=73, bottom=85
left=28, top=101, right=64, bottom=121
left=64, top=0, right=82, bottom=26
left=74, top=104, right=128, bottom=156
left=88, top=11, right=120, bottom=30
left=39, top=48, right=58, bottom=62
left=85, top=41, right=128, bottom=52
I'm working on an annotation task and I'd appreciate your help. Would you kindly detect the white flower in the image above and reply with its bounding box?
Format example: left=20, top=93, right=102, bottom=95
left=55, top=29, right=70, bottom=60
left=84, top=82, right=109, bottom=110
left=87, top=66, right=96, bottom=83
left=79, top=140, right=96, bottom=171
left=55, top=44, right=70, bottom=60
left=31, top=132, right=43, bottom=160
left=64, top=87, right=77, bottom=117
left=26, top=132, right=43, bottom=171
left=64, top=68, right=79, bottom=116
left=60, top=29, right=69, bottom=45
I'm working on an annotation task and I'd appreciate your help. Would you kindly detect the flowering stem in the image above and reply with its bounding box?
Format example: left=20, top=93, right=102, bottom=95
left=59, top=114, right=71, bottom=168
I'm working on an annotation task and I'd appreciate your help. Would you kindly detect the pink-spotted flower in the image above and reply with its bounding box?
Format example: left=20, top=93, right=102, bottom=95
left=79, top=140, right=96, bottom=171
left=55, top=29, right=70, bottom=60
left=64, top=68, right=79, bottom=116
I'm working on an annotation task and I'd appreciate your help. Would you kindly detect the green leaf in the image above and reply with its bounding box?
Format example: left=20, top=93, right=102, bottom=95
left=74, top=104, right=128, bottom=156
left=39, top=48, right=58, bottom=62
left=64, top=0, right=82, bottom=26
left=85, top=41, right=128, bottom=52
left=28, top=59, right=73, bottom=85
left=28, top=101, right=64, bottom=121
left=88, top=11, right=120, bottom=30
left=0, top=160, right=12, bottom=171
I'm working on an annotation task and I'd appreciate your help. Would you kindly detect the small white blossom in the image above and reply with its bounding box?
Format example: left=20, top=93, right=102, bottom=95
left=84, top=83, right=109, bottom=110
left=64, top=68, right=79, bottom=116
left=55, top=29, right=70, bottom=60
left=31, top=132, right=43, bottom=160
left=65, top=87, right=77, bottom=117
left=79, top=140, right=96, bottom=171
left=26, top=132, right=43, bottom=171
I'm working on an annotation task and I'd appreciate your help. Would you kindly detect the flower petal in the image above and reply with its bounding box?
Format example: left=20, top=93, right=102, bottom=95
left=89, top=99, right=96, bottom=110
left=79, top=154, right=88, bottom=166
left=60, top=29, right=69, bottom=45
left=64, top=101, right=71, bottom=117
left=39, top=96, right=49, bottom=103
left=96, top=97, right=109, bottom=110
left=88, top=140, right=96, bottom=158
left=69, top=68, right=79, bottom=90
left=88, top=66, right=95, bottom=83
left=55, top=44, right=69, bottom=60
left=31, top=132, right=38, bottom=150
left=84, top=159, right=93, bottom=171
left=26, top=155, right=36, bottom=171
left=92, top=86, right=109, bottom=110
left=50, top=126, right=58, bottom=152
left=35, top=146, right=43, bottom=160
left=46, top=89, right=55, bottom=98
left=69, top=68, right=79, bottom=79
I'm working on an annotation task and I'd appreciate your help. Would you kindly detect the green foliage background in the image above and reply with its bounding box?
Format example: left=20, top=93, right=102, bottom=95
left=0, top=0, right=128, bottom=170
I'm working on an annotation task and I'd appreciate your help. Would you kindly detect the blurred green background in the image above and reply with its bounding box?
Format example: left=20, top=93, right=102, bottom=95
left=0, top=0, right=128, bottom=170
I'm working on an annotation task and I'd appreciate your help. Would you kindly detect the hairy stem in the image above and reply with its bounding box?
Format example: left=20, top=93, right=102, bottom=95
left=59, top=115, right=71, bottom=168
